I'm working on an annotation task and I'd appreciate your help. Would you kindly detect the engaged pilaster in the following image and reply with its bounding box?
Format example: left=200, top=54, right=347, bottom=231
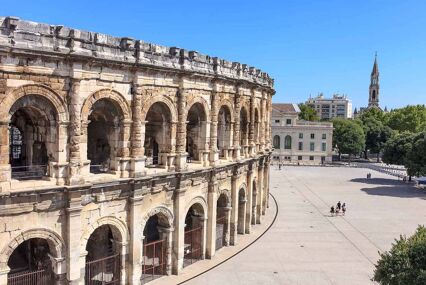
left=130, top=84, right=146, bottom=177
left=175, top=88, right=187, bottom=171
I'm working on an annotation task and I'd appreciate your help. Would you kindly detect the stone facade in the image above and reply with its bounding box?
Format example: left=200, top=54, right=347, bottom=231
left=0, top=17, right=274, bottom=285
left=271, top=104, right=333, bottom=164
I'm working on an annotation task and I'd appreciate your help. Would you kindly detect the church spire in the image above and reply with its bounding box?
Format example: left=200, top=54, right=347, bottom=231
left=368, top=53, right=380, bottom=109
left=371, top=52, right=379, bottom=76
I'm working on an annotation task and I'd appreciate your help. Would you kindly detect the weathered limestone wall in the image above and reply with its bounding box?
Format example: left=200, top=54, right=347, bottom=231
left=0, top=17, right=274, bottom=285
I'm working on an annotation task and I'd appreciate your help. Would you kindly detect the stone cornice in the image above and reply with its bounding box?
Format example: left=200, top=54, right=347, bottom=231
left=0, top=17, right=274, bottom=90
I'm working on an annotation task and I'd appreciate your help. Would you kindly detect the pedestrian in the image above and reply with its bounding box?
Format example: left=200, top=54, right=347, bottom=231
left=337, top=201, right=341, bottom=211
left=342, top=203, right=346, bottom=215
left=330, top=206, right=335, bottom=216
left=335, top=204, right=340, bottom=215
left=279, top=163, right=281, bottom=170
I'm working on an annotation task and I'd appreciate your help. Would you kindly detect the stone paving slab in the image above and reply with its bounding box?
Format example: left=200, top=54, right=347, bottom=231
left=185, top=166, right=426, bottom=285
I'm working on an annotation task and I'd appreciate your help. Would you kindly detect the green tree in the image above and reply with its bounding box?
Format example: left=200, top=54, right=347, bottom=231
left=373, top=225, right=426, bottom=285
left=332, top=118, right=365, bottom=161
left=357, top=108, right=393, bottom=161
left=385, top=105, right=426, bottom=133
left=298, top=103, right=319, bottom=121
left=382, top=132, right=414, bottom=166
left=405, top=132, right=426, bottom=177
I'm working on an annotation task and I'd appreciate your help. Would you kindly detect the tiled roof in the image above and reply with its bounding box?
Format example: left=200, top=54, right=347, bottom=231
left=272, top=103, right=300, bottom=114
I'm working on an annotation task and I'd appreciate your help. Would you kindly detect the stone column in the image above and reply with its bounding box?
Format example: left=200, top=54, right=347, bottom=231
left=0, top=121, right=11, bottom=191
left=229, top=170, right=239, bottom=245
left=260, top=93, right=266, bottom=152
left=172, top=175, right=187, bottom=274
left=115, top=241, right=128, bottom=285
left=167, top=121, right=177, bottom=171
left=206, top=173, right=218, bottom=258
left=223, top=206, right=232, bottom=246
left=128, top=193, right=144, bottom=285
left=119, top=120, right=132, bottom=178
left=200, top=216, right=207, bottom=260
left=209, top=90, right=219, bottom=165
left=246, top=168, right=254, bottom=233
left=257, top=163, right=264, bottom=224
left=262, top=162, right=269, bottom=215
left=233, top=91, right=241, bottom=161
left=0, top=268, right=9, bottom=285
left=158, top=227, right=174, bottom=275
left=51, top=122, right=69, bottom=186
left=264, top=159, right=270, bottom=210
left=248, top=90, right=255, bottom=157
left=65, top=195, right=84, bottom=285
left=175, top=88, right=187, bottom=171
left=67, top=79, right=84, bottom=185
left=130, top=85, right=146, bottom=177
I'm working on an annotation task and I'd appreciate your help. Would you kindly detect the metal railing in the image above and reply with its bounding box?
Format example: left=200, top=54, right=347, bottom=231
left=11, top=165, right=47, bottom=180
left=7, top=269, right=52, bottom=285
left=141, top=239, right=166, bottom=284
left=85, top=254, right=120, bottom=285
left=183, top=227, right=202, bottom=268
left=145, top=156, right=159, bottom=167
left=90, top=164, right=110, bottom=174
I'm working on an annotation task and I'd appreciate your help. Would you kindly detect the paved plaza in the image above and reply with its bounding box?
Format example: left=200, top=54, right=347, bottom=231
left=186, top=166, right=426, bottom=285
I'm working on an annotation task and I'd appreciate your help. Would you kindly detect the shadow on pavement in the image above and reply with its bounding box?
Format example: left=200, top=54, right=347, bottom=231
left=360, top=185, right=426, bottom=199
left=350, top=177, right=406, bottom=186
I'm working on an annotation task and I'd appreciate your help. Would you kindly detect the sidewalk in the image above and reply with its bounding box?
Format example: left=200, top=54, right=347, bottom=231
left=150, top=196, right=278, bottom=285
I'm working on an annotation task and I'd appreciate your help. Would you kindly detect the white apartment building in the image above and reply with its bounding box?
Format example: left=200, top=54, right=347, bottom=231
left=271, top=103, right=333, bottom=164
left=306, top=93, right=353, bottom=119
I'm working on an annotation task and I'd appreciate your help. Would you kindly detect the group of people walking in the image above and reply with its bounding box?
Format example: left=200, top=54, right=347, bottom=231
left=330, top=201, right=346, bottom=216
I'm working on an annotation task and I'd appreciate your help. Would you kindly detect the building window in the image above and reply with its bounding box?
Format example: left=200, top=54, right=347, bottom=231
left=310, top=142, right=315, bottom=151
left=286, top=119, right=292, bottom=125
left=275, top=119, right=280, bottom=123
left=299, top=133, right=303, bottom=139
left=298, top=141, right=303, bottom=151
left=322, top=133, right=326, bottom=139
left=273, top=135, right=280, bottom=149
left=284, top=135, right=292, bottom=149
left=298, top=156, right=303, bottom=161
left=310, top=133, right=315, bottom=139
left=322, top=142, right=326, bottom=151
left=309, top=156, right=314, bottom=161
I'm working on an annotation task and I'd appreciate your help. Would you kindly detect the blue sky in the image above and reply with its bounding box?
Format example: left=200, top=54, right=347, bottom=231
left=3, top=0, right=426, bottom=109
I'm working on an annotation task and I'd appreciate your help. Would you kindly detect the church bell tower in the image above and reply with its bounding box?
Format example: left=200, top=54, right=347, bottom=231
left=368, top=53, right=380, bottom=109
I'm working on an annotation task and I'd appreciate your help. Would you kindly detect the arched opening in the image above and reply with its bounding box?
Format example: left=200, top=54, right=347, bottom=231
left=186, top=103, right=207, bottom=162
left=8, top=95, right=58, bottom=180
left=7, top=238, right=54, bottom=284
left=240, top=107, right=249, bottom=156
left=372, top=90, right=376, bottom=101
left=217, top=106, right=232, bottom=159
left=144, top=102, right=172, bottom=167
left=142, top=212, right=171, bottom=283
left=237, top=188, right=246, bottom=234
left=216, top=193, right=230, bottom=251
left=284, top=135, right=292, bottom=150
left=85, top=225, right=121, bottom=285
left=273, top=135, right=280, bottom=149
left=184, top=203, right=205, bottom=267
left=87, top=99, right=124, bottom=174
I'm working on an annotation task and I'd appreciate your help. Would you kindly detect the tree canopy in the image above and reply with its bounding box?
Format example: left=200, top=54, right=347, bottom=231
left=332, top=118, right=365, bottom=158
left=405, top=131, right=426, bottom=177
left=298, top=103, right=319, bottom=121
left=385, top=105, right=426, bottom=133
left=373, top=225, right=426, bottom=285
left=382, top=132, right=414, bottom=166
